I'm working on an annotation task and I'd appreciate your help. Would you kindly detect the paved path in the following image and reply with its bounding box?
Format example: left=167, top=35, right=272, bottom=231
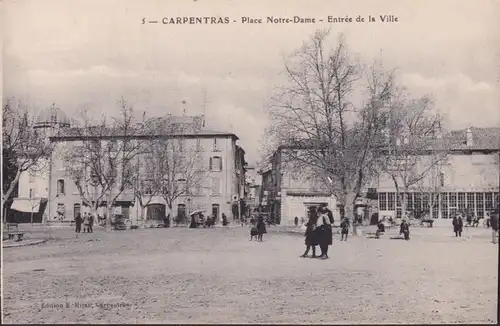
left=3, top=226, right=498, bottom=324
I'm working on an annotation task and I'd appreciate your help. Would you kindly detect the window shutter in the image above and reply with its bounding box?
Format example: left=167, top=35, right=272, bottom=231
left=209, top=157, right=213, bottom=170
left=218, top=157, right=223, bottom=171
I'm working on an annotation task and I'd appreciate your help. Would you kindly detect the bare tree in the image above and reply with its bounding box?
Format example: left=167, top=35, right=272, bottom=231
left=2, top=98, right=55, bottom=222
left=151, top=131, right=207, bottom=224
left=126, top=140, right=161, bottom=228
left=266, top=30, right=394, bottom=229
left=381, top=96, right=453, bottom=218
left=59, top=99, right=148, bottom=231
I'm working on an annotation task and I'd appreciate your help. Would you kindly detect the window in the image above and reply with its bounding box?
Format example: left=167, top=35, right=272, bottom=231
left=378, top=193, right=387, bottom=211
left=441, top=193, right=448, bottom=219
left=406, top=193, right=414, bottom=212
left=457, top=193, right=466, bottom=211
left=467, top=193, right=475, bottom=213
left=209, top=156, right=223, bottom=172
left=476, top=193, right=484, bottom=218
left=439, top=172, right=445, bottom=187
left=485, top=192, right=493, bottom=210
left=57, top=179, right=65, bottom=195
left=414, top=193, right=422, bottom=212
left=211, top=177, right=221, bottom=195
left=449, top=192, right=457, bottom=208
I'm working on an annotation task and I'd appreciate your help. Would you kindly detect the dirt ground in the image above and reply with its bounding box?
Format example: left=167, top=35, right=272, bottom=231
left=2, top=225, right=498, bottom=324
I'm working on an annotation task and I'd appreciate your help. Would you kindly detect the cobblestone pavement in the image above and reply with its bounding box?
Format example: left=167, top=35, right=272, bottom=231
left=2, top=225, right=498, bottom=324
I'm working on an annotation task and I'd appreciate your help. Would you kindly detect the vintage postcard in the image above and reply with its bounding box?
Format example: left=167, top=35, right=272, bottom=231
left=2, top=0, right=499, bottom=324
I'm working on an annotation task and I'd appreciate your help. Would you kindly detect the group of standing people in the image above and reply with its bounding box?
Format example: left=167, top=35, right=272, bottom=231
left=301, top=204, right=334, bottom=260
left=453, top=211, right=499, bottom=244
left=74, top=212, right=94, bottom=234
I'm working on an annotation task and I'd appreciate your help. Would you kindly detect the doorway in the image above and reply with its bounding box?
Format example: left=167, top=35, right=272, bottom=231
left=212, top=204, right=220, bottom=223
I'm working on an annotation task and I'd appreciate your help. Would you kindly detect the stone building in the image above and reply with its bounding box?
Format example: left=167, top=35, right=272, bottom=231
left=13, top=110, right=247, bottom=225
left=259, top=147, right=337, bottom=226
left=46, top=114, right=247, bottom=226
left=374, top=127, right=500, bottom=220
left=259, top=126, right=499, bottom=225
left=8, top=106, right=70, bottom=223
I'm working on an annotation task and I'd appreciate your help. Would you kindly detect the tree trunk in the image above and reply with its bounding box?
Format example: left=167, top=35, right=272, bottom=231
left=400, top=191, right=408, bottom=219
left=139, top=204, right=146, bottom=229
left=2, top=167, right=22, bottom=216
left=339, top=191, right=358, bottom=235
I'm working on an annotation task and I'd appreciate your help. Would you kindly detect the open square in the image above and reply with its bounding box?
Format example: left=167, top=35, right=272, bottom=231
left=2, top=226, right=498, bottom=324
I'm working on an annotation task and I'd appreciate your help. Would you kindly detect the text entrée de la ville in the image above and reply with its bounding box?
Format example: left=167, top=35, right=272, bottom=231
left=141, top=15, right=399, bottom=25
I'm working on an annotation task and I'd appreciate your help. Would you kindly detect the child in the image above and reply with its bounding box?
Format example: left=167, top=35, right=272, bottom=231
left=300, top=218, right=317, bottom=258
left=340, top=217, right=349, bottom=241
left=250, top=225, right=259, bottom=240
left=375, top=221, right=385, bottom=239
left=256, top=217, right=267, bottom=242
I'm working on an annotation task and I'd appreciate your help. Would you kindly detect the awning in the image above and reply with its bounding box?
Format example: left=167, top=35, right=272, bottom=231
left=11, top=198, right=42, bottom=213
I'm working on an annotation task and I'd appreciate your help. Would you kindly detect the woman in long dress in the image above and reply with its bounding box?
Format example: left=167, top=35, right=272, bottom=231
left=316, top=207, right=333, bottom=259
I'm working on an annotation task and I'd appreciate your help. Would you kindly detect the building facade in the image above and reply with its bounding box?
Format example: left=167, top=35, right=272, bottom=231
left=9, top=106, right=70, bottom=223
left=14, top=111, right=247, bottom=225
left=259, top=147, right=337, bottom=226
left=259, top=127, right=499, bottom=225
left=374, top=127, right=500, bottom=220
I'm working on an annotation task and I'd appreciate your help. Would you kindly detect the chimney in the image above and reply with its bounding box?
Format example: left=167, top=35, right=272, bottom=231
left=435, top=118, right=442, bottom=139
left=466, top=127, right=473, bottom=147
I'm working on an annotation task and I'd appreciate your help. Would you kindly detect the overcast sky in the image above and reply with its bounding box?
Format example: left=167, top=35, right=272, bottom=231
left=3, top=0, right=500, bottom=164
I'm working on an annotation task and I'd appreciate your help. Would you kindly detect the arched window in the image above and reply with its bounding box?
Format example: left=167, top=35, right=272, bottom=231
left=57, top=179, right=65, bottom=195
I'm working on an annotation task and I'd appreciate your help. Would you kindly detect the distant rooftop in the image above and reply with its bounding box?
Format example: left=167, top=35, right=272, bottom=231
left=50, top=114, right=239, bottom=140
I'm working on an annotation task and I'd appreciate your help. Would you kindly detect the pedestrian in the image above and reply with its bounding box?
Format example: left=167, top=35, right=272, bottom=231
left=316, top=206, right=333, bottom=259
left=294, top=216, right=299, bottom=227
left=300, top=213, right=318, bottom=258
left=485, top=212, right=491, bottom=228
left=88, top=214, right=94, bottom=233
left=375, top=220, right=385, bottom=239
left=490, top=212, right=498, bottom=244
left=256, top=216, right=267, bottom=241
left=74, top=213, right=82, bottom=233
left=82, top=213, right=89, bottom=233
left=222, top=213, right=228, bottom=226
left=400, top=219, right=410, bottom=240
left=340, top=217, right=350, bottom=241
left=250, top=225, right=259, bottom=240
left=452, top=214, right=463, bottom=237
left=189, top=214, right=197, bottom=228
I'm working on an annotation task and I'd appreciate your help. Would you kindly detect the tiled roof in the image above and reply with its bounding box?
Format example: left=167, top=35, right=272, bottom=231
left=50, top=126, right=238, bottom=140
left=449, top=127, right=500, bottom=151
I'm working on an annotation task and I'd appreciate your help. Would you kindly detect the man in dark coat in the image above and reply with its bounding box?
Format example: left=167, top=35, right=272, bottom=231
left=490, top=212, right=498, bottom=244
left=74, top=213, right=82, bottom=233
left=400, top=219, right=410, bottom=240
left=452, top=214, right=463, bottom=237
left=88, top=214, right=94, bottom=233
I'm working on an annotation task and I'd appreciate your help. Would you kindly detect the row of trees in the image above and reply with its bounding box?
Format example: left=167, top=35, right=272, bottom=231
left=2, top=98, right=207, bottom=230
left=264, top=30, right=456, bottom=225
